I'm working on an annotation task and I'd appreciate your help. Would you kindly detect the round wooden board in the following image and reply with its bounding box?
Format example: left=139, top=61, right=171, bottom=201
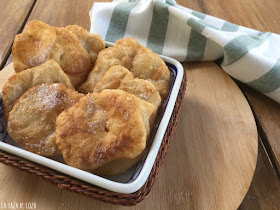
left=0, top=62, right=258, bottom=209
left=167, top=62, right=258, bottom=209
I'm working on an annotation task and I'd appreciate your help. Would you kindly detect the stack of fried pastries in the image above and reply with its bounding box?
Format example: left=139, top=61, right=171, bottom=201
left=12, top=20, right=105, bottom=88
left=3, top=20, right=171, bottom=176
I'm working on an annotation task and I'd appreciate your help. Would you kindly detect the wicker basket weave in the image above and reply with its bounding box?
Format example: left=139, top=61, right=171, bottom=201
left=0, top=72, right=186, bottom=206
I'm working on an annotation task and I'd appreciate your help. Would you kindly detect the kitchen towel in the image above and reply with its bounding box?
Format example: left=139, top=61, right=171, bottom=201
left=89, top=0, right=280, bottom=103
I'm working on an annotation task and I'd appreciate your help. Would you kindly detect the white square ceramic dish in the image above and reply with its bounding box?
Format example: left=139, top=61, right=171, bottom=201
left=0, top=43, right=184, bottom=194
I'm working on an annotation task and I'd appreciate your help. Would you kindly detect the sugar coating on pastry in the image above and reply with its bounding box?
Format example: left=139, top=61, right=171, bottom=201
left=65, top=25, right=105, bottom=66
left=12, top=20, right=92, bottom=88
left=94, top=65, right=161, bottom=126
left=78, top=38, right=170, bottom=99
left=7, top=83, right=83, bottom=156
left=56, top=89, right=154, bottom=172
left=2, top=60, right=73, bottom=120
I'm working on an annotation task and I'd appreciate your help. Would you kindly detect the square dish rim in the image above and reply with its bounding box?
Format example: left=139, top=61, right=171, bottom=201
left=0, top=43, right=184, bottom=194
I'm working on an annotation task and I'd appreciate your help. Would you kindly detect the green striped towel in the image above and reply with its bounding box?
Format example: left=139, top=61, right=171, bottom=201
left=89, top=0, right=280, bottom=103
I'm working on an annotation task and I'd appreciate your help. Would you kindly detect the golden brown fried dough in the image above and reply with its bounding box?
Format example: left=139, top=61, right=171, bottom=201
left=12, top=20, right=91, bottom=87
left=94, top=65, right=161, bottom=126
left=7, top=83, right=83, bottom=156
left=131, top=47, right=171, bottom=100
left=56, top=90, right=154, bottom=174
left=78, top=38, right=170, bottom=99
left=93, top=150, right=146, bottom=176
left=66, top=25, right=105, bottom=66
left=2, top=60, right=73, bottom=120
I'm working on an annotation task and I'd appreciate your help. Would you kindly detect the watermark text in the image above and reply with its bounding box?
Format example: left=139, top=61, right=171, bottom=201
left=0, top=202, right=36, bottom=209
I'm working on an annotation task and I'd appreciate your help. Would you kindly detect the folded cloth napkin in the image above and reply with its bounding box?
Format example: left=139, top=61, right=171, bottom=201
left=89, top=0, right=280, bottom=103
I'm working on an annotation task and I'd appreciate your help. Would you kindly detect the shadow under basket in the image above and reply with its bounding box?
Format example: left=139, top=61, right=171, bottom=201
left=0, top=72, right=186, bottom=206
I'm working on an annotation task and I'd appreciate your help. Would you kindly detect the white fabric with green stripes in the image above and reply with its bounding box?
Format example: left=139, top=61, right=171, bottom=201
left=89, top=0, right=280, bottom=103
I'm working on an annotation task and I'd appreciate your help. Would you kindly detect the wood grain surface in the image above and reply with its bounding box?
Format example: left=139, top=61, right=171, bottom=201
left=0, top=62, right=258, bottom=209
left=239, top=139, right=280, bottom=209
left=0, top=0, right=35, bottom=69
left=239, top=84, right=280, bottom=174
left=27, top=0, right=95, bottom=28
left=170, top=62, right=258, bottom=209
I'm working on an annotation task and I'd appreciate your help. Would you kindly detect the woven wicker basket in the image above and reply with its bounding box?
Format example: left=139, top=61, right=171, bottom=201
left=0, top=72, right=186, bottom=206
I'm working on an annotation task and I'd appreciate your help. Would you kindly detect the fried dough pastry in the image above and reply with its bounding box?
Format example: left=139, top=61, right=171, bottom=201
left=12, top=20, right=91, bottom=87
left=2, top=60, right=73, bottom=120
left=93, top=150, right=146, bottom=176
left=66, top=25, right=105, bottom=66
left=78, top=38, right=171, bottom=99
left=94, top=65, right=161, bottom=125
left=7, top=83, right=83, bottom=156
left=56, top=90, right=154, bottom=174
